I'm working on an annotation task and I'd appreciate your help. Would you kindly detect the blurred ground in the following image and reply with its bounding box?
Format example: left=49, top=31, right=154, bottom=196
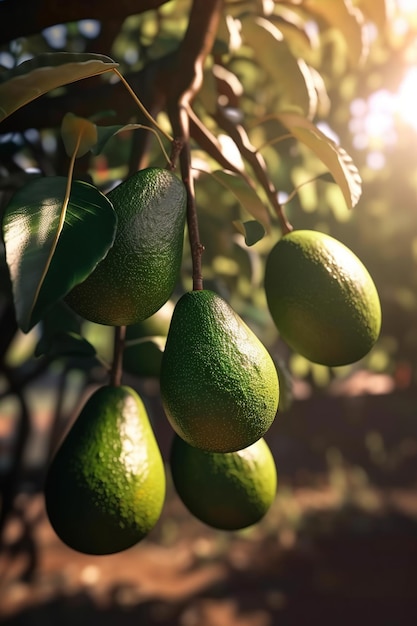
left=1, top=372, right=417, bottom=626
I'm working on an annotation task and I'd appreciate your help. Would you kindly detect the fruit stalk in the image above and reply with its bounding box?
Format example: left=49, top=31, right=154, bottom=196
left=110, top=325, right=126, bottom=386
left=166, top=0, right=223, bottom=290
left=174, top=105, right=204, bottom=291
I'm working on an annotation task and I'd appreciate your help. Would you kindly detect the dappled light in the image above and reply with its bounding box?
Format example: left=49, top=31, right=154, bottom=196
left=1, top=0, right=417, bottom=624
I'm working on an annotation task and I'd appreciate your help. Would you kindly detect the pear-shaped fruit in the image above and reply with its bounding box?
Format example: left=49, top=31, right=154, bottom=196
left=265, top=230, right=382, bottom=366
left=44, top=385, right=166, bottom=555
left=66, top=167, right=186, bottom=326
left=170, top=434, right=277, bottom=530
left=160, top=290, right=279, bottom=453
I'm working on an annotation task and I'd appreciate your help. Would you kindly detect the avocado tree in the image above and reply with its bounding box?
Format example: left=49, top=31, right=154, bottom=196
left=0, top=0, right=387, bottom=552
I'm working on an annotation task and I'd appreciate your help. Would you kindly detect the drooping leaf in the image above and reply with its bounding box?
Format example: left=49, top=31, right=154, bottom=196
left=61, top=113, right=98, bottom=158
left=275, top=112, right=362, bottom=209
left=35, top=301, right=96, bottom=359
left=304, top=0, right=367, bottom=66
left=92, top=123, right=170, bottom=163
left=92, top=123, right=148, bottom=155
left=206, top=170, right=271, bottom=230
left=0, top=53, right=118, bottom=123
left=233, top=220, right=265, bottom=246
left=39, top=331, right=97, bottom=360
left=272, top=5, right=318, bottom=56
left=308, top=66, right=331, bottom=118
left=317, top=172, right=336, bottom=183
left=3, top=177, right=117, bottom=332
left=292, top=128, right=361, bottom=209
left=216, top=13, right=242, bottom=54
left=199, top=63, right=243, bottom=115
left=198, top=69, right=219, bottom=115
left=240, top=15, right=317, bottom=118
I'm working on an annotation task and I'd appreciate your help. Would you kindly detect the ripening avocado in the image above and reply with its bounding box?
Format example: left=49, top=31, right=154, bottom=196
left=264, top=230, right=381, bottom=366
left=66, top=167, right=186, bottom=326
left=160, top=290, right=279, bottom=453
left=170, top=434, right=277, bottom=530
left=44, top=385, right=166, bottom=555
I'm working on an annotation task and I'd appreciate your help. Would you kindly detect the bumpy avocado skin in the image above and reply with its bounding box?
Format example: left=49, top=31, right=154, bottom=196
left=160, top=290, right=279, bottom=453
left=45, top=385, right=166, bottom=555
left=66, top=168, right=186, bottom=326
left=170, top=434, right=277, bottom=530
left=265, top=230, right=382, bottom=366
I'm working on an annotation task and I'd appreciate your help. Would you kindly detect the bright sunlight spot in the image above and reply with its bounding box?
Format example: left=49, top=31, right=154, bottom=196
left=346, top=0, right=417, bottom=169
left=394, top=66, right=417, bottom=132
left=349, top=65, right=417, bottom=169
left=390, top=0, right=417, bottom=36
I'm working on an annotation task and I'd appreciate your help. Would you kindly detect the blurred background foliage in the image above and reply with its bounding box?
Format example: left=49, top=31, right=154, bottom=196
left=1, top=0, right=416, bottom=395
left=0, top=0, right=416, bottom=542
left=1, top=2, right=417, bottom=622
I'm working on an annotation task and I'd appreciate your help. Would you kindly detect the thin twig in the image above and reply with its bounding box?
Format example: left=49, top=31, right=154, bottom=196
left=175, top=106, right=204, bottom=291
left=165, top=0, right=223, bottom=289
left=110, top=325, right=126, bottom=387
left=214, top=108, right=293, bottom=234
left=113, top=68, right=173, bottom=142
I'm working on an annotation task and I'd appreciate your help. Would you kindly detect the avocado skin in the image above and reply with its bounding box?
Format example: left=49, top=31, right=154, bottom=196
left=66, top=167, right=186, bottom=326
left=44, top=385, right=166, bottom=555
left=160, top=290, right=279, bottom=453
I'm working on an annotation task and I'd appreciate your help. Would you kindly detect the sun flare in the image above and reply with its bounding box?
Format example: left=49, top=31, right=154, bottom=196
left=394, top=66, right=417, bottom=132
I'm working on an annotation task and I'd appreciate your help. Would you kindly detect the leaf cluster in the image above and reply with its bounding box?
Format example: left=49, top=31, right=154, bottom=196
left=0, top=0, right=386, bottom=371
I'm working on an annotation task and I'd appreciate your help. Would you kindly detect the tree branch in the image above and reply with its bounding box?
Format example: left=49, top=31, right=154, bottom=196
left=171, top=107, right=204, bottom=291
left=188, top=106, right=244, bottom=176
left=0, top=0, right=171, bottom=46
left=0, top=54, right=172, bottom=135
left=214, top=107, right=293, bottom=234
left=166, top=0, right=223, bottom=290
left=166, top=0, right=223, bottom=105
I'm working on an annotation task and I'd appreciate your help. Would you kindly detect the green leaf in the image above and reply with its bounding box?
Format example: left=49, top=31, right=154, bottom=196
left=41, top=331, right=97, bottom=360
left=304, top=0, right=366, bottom=66
left=240, top=15, right=317, bottom=118
left=61, top=113, right=98, bottom=158
left=35, top=301, right=96, bottom=359
left=318, top=172, right=336, bottom=183
left=0, top=53, right=118, bottom=123
left=233, top=220, right=265, bottom=246
left=275, top=112, right=362, bottom=209
left=92, top=123, right=147, bottom=155
left=206, top=170, right=271, bottom=230
left=92, top=123, right=170, bottom=163
left=3, top=177, right=117, bottom=332
left=272, top=6, right=317, bottom=56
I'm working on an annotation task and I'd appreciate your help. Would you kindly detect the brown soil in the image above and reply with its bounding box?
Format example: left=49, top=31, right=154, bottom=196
left=1, top=383, right=417, bottom=626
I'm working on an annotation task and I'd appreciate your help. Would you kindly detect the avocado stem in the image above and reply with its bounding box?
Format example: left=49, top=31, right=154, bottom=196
left=110, top=325, right=126, bottom=387
left=171, top=104, right=204, bottom=291
left=164, top=0, right=223, bottom=290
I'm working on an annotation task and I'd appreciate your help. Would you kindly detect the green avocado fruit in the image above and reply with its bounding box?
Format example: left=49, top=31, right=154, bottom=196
left=65, top=167, right=186, bottom=326
left=170, top=434, right=277, bottom=530
left=44, top=385, right=166, bottom=555
left=160, top=290, right=279, bottom=453
left=264, top=229, right=382, bottom=366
